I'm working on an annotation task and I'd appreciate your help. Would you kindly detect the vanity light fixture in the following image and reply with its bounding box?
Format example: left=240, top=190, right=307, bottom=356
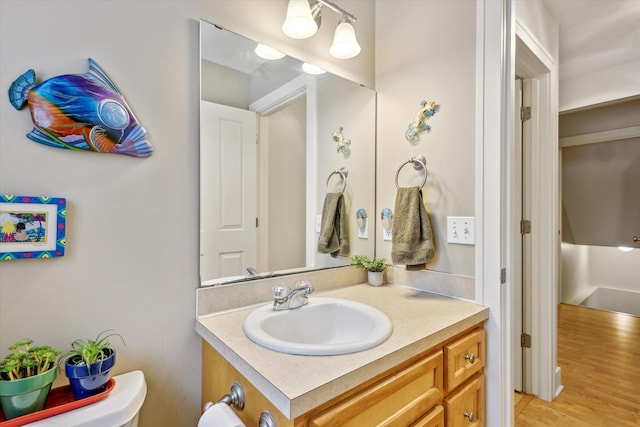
left=255, top=44, right=286, bottom=60
left=282, top=0, right=321, bottom=39
left=302, top=62, right=326, bottom=74
left=282, top=0, right=360, bottom=59
left=329, top=15, right=361, bottom=59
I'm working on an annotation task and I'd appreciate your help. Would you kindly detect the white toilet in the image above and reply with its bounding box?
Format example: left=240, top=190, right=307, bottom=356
left=26, top=370, right=147, bottom=427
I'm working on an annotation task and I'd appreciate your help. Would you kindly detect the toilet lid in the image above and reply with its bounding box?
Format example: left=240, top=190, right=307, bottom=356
left=25, top=370, right=147, bottom=427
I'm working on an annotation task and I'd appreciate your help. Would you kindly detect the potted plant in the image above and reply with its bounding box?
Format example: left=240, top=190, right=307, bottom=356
left=350, top=255, right=389, bottom=286
left=61, top=329, right=124, bottom=400
left=0, top=339, right=60, bottom=419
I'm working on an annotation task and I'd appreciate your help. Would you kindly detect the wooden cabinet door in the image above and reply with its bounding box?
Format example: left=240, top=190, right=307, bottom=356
left=444, top=329, right=485, bottom=392
left=444, top=375, right=485, bottom=427
left=411, top=405, right=444, bottom=427
left=308, top=351, right=443, bottom=427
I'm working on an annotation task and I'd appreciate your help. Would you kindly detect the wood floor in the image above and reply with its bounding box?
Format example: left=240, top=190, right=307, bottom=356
left=515, top=303, right=640, bottom=426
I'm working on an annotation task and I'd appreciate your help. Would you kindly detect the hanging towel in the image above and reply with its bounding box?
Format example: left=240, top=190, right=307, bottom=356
left=391, top=186, right=435, bottom=269
left=317, top=192, right=349, bottom=258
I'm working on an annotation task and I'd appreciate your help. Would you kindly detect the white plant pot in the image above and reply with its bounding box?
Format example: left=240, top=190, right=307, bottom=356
left=368, top=271, right=384, bottom=287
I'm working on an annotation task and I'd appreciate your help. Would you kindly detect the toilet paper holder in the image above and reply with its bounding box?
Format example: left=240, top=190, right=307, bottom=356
left=202, top=382, right=277, bottom=426
left=203, top=381, right=245, bottom=413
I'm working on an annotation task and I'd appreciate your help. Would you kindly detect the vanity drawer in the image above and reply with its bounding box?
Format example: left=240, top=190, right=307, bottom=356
left=444, top=374, right=485, bottom=427
left=410, top=404, right=444, bottom=427
left=444, top=328, right=485, bottom=392
left=308, top=350, right=443, bottom=427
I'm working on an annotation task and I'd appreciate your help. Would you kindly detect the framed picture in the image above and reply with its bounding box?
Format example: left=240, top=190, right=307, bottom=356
left=0, top=195, right=66, bottom=260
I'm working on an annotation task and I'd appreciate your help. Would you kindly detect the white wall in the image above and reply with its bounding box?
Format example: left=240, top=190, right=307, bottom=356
left=0, top=2, right=374, bottom=426
left=560, top=59, right=640, bottom=112
left=375, top=0, right=477, bottom=278
left=561, top=244, right=640, bottom=304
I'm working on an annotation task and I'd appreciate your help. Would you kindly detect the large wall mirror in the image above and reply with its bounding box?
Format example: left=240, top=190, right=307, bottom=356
left=199, top=20, right=376, bottom=287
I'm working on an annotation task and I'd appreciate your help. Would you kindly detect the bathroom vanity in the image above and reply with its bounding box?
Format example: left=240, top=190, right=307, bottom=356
left=197, top=278, right=488, bottom=426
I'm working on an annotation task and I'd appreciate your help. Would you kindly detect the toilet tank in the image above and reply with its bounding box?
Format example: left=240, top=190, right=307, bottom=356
left=26, top=370, right=147, bottom=427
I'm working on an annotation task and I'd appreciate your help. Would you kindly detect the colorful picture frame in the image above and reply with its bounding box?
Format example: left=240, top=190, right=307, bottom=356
left=0, top=195, right=66, bottom=260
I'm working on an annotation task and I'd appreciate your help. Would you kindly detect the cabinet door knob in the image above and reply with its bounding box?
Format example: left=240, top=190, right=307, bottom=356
left=464, top=353, right=476, bottom=363
left=464, top=410, right=475, bottom=422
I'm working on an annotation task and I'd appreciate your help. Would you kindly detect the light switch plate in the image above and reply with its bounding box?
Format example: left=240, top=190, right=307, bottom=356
left=447, top=216, right=475, bottom=245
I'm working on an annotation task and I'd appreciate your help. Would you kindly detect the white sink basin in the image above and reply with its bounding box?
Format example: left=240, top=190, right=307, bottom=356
left=243, top=297, right=393, bottom=356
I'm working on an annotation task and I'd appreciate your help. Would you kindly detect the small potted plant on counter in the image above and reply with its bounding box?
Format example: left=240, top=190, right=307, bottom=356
left=0, top=339, right=60, bottom=419
left=62, top=329, right=124, bottom=400
left=350, top=255, right=389, bottom=286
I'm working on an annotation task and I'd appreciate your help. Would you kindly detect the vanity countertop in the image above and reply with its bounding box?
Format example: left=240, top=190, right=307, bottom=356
left=196, top=283, right=488, bottom=419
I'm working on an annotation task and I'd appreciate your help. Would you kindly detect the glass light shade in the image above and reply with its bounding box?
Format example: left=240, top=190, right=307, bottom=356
left=255, top=44, right=285, bottom=60
left=282, top=0, right=318, bottom=39
left=302, top=63, right=326, bottom=75
left=329, top=20, right=361, bottom=59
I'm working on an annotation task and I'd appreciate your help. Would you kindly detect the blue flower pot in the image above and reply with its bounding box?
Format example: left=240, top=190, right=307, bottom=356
left=64, top=349, right=115, bottom=400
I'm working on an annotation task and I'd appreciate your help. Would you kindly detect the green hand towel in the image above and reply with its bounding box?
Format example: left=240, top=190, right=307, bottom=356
left=317, top=192, right=349, bottom=258
left=391, top=186, right=435, bottom=269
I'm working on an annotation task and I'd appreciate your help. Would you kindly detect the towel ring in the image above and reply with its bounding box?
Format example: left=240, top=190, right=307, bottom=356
left=326, top=167, right=348, bottom=194
left=395, top=155, right=427, bottom=189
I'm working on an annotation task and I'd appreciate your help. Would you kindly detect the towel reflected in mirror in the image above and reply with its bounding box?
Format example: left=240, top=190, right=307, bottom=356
left=317, top=192, right=349, bottom=258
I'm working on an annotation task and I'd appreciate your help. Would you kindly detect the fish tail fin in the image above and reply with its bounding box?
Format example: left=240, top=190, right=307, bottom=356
left=8, top=69, right=36, bottom=110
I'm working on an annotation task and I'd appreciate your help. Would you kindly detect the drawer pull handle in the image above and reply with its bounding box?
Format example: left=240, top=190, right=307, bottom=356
left=464, top=410, right=475, bottom=422
left=464, top=353, right=476, bottom=363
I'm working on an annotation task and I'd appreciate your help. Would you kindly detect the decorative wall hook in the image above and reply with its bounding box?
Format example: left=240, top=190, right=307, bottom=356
left=332, top=126, right=351, bottom=159
left=405, top=100, right=439, bottom=143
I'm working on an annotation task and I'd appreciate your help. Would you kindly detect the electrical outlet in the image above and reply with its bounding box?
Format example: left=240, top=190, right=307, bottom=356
left=447, top=216, right=475, bottom=245
left=316, top=214, right=322, bottom=233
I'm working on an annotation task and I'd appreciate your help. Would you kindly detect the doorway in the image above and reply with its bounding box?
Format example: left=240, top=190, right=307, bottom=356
left=256, top=96, right=307, bottom=273
left=512, top=33, right=561, bottom=402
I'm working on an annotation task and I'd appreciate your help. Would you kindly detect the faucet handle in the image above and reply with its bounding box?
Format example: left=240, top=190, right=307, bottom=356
left=295, top=281, right=314, bottom=293
left=273, top=286, right=290, bottom=298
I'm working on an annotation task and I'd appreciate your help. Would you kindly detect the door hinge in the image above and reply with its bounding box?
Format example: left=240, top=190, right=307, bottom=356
left=521, top=333, right=532, bottom=348
left=500, top=268, right=507, bottom=284
left=256, top=218, right=259, bottom=228
left=520, top=106, right=531, bottom=122
left=520, top=219, right=531, bottom=234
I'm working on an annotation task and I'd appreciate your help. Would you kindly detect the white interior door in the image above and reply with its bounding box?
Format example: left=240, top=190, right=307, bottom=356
left=200, top=101, right=257, bottom=280
left=512, top=79, right=524, bottom=393
left=512, top=78, right=534, bottom=394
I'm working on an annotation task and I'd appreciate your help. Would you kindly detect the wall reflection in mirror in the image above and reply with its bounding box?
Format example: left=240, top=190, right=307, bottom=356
left=199, top=20, right=376, bottom=287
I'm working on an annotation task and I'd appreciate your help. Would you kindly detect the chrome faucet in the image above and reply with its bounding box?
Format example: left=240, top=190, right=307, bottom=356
left=246, top=267, right=259, bottom=277
left=272, top=281, right=314, bottom=311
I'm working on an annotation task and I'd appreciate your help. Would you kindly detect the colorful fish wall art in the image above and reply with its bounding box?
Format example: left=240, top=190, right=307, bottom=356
left=8, top=58, right=153, bottom=158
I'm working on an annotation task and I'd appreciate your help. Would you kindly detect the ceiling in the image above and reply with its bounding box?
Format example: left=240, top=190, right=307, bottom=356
left=541, top=0, right=640, bottom=80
